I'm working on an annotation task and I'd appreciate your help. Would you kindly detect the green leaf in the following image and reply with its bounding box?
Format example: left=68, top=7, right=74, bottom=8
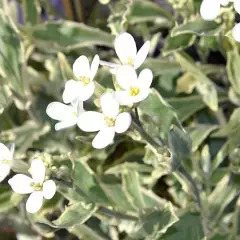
left=57, top=52, right=75, bottom=80
left=168, top=125, right=192, bottom=170
left=0, top=84, right=12, bottom=114
left=174, top=52, right=218, bottom=111
left=208, top=175, right=237, bottom=225
left=0, top=186, right=23, bottom=213
left=128, top=0, right=173, bottom=26
left=53, top=202, right=97, bottom=228
left=189, top=124, right=218, bottom=152
left=168, top=95, right=205, bottom=122
left=172, top=18, right=220, bottom=36
left=0, top=10, right=25, bottom=97
left=176, top=72, right=198, bottom=94
left=162, top=213, right=204, bottom=240
left=72, top=159, right=112, bottom=206
left=70, top=223, right=109, bottom=240
left=31, top=21, right=114, bottom=51
left=141, top=58, right=182, bottom=76
left=130, top=203, right=178, bottom=239
left=99, top=175, right=136, bottom=212
left=163, top=34, right=196, bottom=56
left=227, top=48, right=240, bottom=95
left=122, top=170, right=145, bottom=210
left=139, top=89, right=177, bottom=138
left=22, top=0, right=40, bottom=25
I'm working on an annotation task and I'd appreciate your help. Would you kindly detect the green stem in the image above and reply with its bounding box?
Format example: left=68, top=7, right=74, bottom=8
left=131, top=109, right=209, bottom=235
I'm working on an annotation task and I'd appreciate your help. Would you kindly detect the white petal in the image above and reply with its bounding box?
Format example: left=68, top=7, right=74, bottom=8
left=116, top=65, right=138, bottom=90
left=114, top=91, right=133, bottom=106
left=63, top=80, right=83, bottom=104
left=138, top=68, right=153, bottom=89
left=31, top=159, right=45, bottom=183
left=78, top=111, right=105, bottom=132
left=92, top=127, right=115, bottom=149
left=71, top=98, right=84, bottom=114
left=78, top=81, right=95, bottom=101
left=134, top=41, right=150, bottom=69
left=26, top=192, right=43, bottom=213
left=100, top=92, right=119, bottom=118
left=90, top=55, right=100, bottom=80
left=55, top=119, right=78, bottom=131
left=46, top=101, right=75, bottom=121
left=43, top=180, right=56, bottom=199
left=0, top=163, right=10, bottom=182
left=131, top=88, right=150, bottom=103
left=0, top=143, right=12, bottom=161
left=115, top=112, right=132, bottom=133
left=234, top=0, right=240, bottom=14
left=220, top=0, right=230, bottom=6
left=114, top=32, right=137, bottom=64
left=232, top=23, right=240, bottom=42
left=73, top=55, right=91, bottom=78
left=200, top=0, right=220, bottom=21
left=8, top=174, right=33, bottom=194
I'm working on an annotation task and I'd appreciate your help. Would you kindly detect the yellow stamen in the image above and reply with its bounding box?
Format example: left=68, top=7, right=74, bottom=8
left=130, top=87, right=140, bottom=96
left=79, top=76, right=90, bottom=86
left=104, top=117, right=116, bottom=127
left=127, top=57, right=134, bottom=66
left=30, top=182, right=43, bottom=191
left=1, top=159, right=10, bottom=164
left=72, top=111, right=78, bottom=117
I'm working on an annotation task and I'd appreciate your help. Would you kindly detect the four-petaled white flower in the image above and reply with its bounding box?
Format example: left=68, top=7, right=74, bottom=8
left=0, top=143, right=14, bottom=182
left=78, top=93, right=132, bottom=149
left=114, top=32, right=150, bottom=69
left=114, top=65, right=153, bottom=106
left=8, top=159, right=56, bottom=213
left=46, top=99, right=84, bottom=131
left=63, top=55, right=100, bottom=104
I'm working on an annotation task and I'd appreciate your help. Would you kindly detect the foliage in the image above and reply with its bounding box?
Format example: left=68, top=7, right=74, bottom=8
left=0, top=0, right=240, bottom=239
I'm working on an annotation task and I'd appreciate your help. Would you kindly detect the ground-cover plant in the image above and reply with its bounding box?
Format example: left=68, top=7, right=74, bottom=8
left=0, top=0, right=240, bottom=239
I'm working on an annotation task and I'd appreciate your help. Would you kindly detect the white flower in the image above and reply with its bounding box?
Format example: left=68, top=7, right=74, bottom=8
left=200, top=0, right=221, bottom=21
left=114, top=65, right=153, bottom=106
left=46, top=99, right=84, bottom=131
left=0, top=143, right=14, bottom=182
left=63, top=55, right=100, bottom=103
left=8, top=159, right=56, bottom=213
left=114, top=32, right=150, bottom=69
left=200, top=0, right=240, bottom=21
left=78, top=93, right=132, bottom=149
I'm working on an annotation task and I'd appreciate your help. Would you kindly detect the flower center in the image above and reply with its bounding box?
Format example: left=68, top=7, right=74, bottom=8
left=79, top=76, right=90, bottom=86
left=104, top=117, right=116, bottom=127
left=129, top=87, right=140, bottom=96
left=72, top=111, right=78, bottom=117
left=1, top=159, right=10, bottom=165
left=127, top=57, right=134, bottom=66
left=30, top=182, right=43, bottom=191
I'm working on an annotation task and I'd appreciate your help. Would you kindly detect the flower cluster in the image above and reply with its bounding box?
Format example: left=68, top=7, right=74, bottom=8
left=200, top=0, right=240, bottom=42
left=0, top=143, right=56, bottom=213
left=47, top=32, right=153, bottom=149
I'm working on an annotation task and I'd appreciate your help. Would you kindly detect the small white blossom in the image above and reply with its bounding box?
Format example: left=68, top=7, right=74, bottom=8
left=63, top=55, right=100, bottom=104
left=114, top=32, right=150, bottom=69
left=8, top=159, right=56, bottom=213
left=78, top=93, right=131, bottom=149
left=0, top=143, right=14, bottom=182
left=114, top=65, right=153, bottom=106
left=200, top=0, right=240, bottom=21
left=200, top=0, right=221, bottom=21
left=46, top=99, right=84, bottom=131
